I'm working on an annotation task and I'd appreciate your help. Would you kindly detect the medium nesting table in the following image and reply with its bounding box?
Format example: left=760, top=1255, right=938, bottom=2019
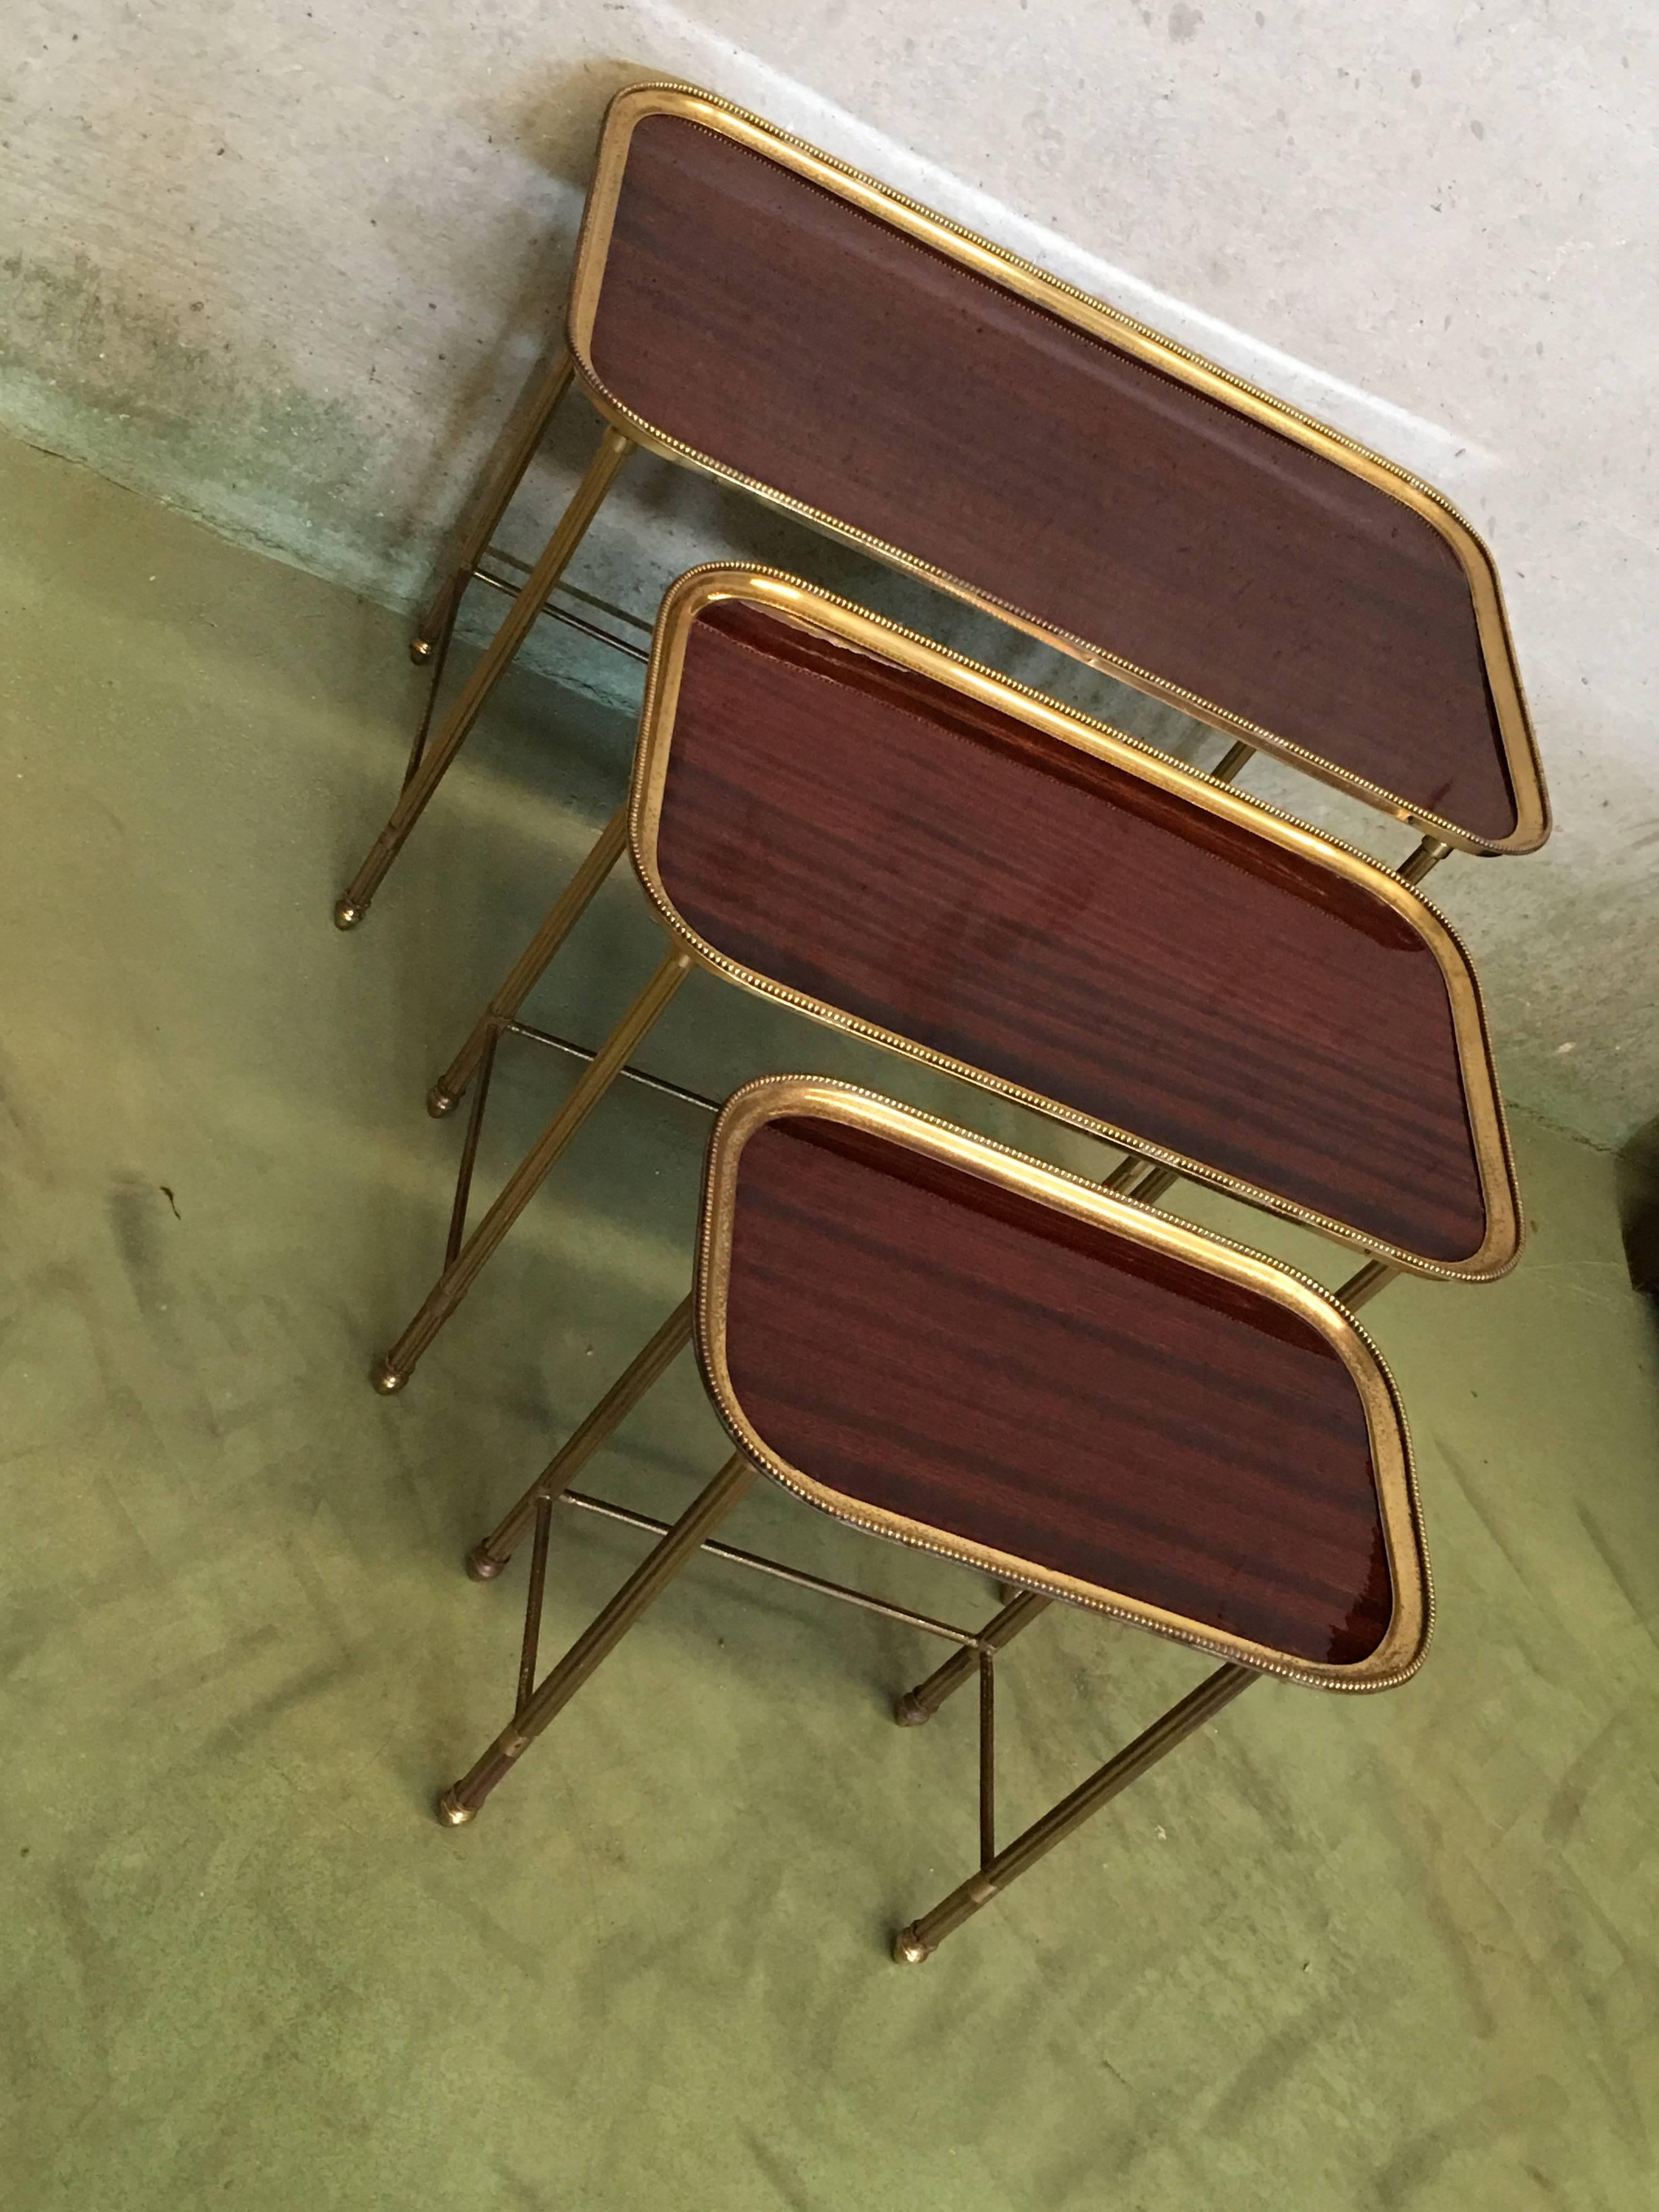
left=371, top=567, right=1520, bottom=1396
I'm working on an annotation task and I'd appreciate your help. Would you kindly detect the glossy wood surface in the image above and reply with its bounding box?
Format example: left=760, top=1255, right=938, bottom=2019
left=656, top=601, right=1488, bottom=1265
left=590, top=112, right=1517, bottom=843
left=718, top=1118, right=1398, bottom=1667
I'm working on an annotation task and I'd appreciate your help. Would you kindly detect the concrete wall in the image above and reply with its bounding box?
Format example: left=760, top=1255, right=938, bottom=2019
left=3, top=1, right=1653, bottom=1147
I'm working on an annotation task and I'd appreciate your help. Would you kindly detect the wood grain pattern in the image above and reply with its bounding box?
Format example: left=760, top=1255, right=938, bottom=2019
left=590, top=112, right=1517, bottom=844
left=718, top=1117, right=1398, bottom=1667
left=657, top=600, right=1488, bottom=1265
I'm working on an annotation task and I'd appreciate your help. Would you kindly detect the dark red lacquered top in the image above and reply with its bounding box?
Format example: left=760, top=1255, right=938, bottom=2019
left=653, top=599, right=1487, bottom=1265
left=714, top=1117, right=1397, bottom=1667
left=591, top=112, right=1516, bottom=843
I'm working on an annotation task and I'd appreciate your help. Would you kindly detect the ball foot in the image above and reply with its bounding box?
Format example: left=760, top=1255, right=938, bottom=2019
left=333, top=895, right=365, bottom=930
left=371, top=1358, right=407, bottom=1395
left=893, top=1923, right=932, bottom=1965
left=436, top=1788, right=476, bottom=1827
left=409, top=636, right=434, bottom=664
left=893, top=1691, right=933, bottom=1727
left=427, top=1083, right=459, bottom=1119
left=465, top=1543, right=505, bottom=1583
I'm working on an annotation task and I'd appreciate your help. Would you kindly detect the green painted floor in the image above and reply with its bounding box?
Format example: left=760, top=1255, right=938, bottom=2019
left=3, top=432, right=1657, bottom=2209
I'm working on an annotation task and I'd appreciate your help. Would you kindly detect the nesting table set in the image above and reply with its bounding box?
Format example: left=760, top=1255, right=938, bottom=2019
left=336, top=82, right=1549, bottom=1963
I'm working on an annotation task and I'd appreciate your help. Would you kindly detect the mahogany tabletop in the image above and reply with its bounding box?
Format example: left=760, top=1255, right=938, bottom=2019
left=572, top=83, right=1547, bottom=858
left=631, top=572, right=1519, bottom=1282
left=696, top=1080, right=1430, bottom=1690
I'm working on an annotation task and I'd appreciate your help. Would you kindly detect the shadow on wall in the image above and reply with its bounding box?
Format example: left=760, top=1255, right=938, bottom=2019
left=1617, top=1115, right=1659, bottom=1294
left=411, top=55, right=659, bottom=600
left=496, top=56, right=660, bottom=188
left=0, top=55, right=659, bottom=623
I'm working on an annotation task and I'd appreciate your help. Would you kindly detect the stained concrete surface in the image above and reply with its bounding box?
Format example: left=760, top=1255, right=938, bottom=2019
left=2, top=432, right=1658, bottom=2209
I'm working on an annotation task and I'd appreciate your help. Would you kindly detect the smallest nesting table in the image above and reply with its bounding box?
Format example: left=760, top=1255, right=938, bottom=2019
left=439, top=1077, right=1431, bottom=1964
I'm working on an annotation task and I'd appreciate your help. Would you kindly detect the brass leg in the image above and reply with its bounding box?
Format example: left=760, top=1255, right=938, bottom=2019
left=1397, top=834, right=1452, bottom=886
left=465, top=1295, right=695, bottom=1579
left=438, top=1451, right=759, bottom=1825
left=516, top=1494, right=554, bottom=1711
left=443, top=1026, right=499, bottom=1267
left=334, top=422, right=634, bottom=929
left=428, top=804, right=630, bottom=1118
left=1210, top=739, right=1255, bottom=784
left=1104, top=1154, right=1182, bottom=1205
left=894, top=1590, right=1051, bottom=1724
left=400, top=353, right=580, bottom=786
left=411, top=348, right=575, bottom=666
left=373, top=947, right=692, bottom=1391
left=894, top=1660, right=1254, bottom=1963
left=400, top=591, right=464, bottom=791
left=978, top=1649, right=996, bottom=1867
left=1337, top=1259, right=1396, bottom=1311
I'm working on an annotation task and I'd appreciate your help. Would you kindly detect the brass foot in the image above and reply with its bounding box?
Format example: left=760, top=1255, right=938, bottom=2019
left=893, top=1923, right=932, bottom=1965
left=893, top=1691, right=933, bottom=1727
left=465, top=1543, right=505, bottom=1582
left=409, top=636, right=433, bottom=664
left=426, top=1082, right=459, bottom=1119
left=333, top=894, right=365, bottom=930
left=371, top=1358, right=408, bottom=1395
left=436, top=1787, right=476, bottom=1826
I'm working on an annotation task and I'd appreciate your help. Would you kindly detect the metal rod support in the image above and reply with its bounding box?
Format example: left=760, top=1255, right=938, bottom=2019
left=1397, top=835, right=1453, bottom=886
left=1210, top=739, right=1255, bottom=784
left=895, top=1590, right=1051, bottom=1723
left=557, top=1489, right=997, bottom=1647
left=466, top=1297, right=696, bottom=1578
left=1337, top=1259, right=1397, bottom=1311
left=895, top=1661, right=1255, bottom=1963
left=401, top=591, right=463, bottom=788
left=516, top=1496, right=553, bottom=1713
left=444, top=1026, right=498, bottom=1267
left=402, top=354, right=580, bottom=778
left=503, top=1024, right=721, bottom=1118
left=474, top=548, right=654, bottom=635
left=428, top=806, right=630, bottom=1116
left=470, top=557, right=653, bottom=662
left=1104, top=1153, right=1182, bottom=1206
left=439, top=1452, right=760, bottom=1825
left=374, top=946, right=692, bottom=1390
left=412, top=349, right=576, bottom=659
left=1337, top=1258, right=1398, bottom=1311
left=335, top=421, right=633, bottom=928
left=978, top=1649, right=996, bottom=1869
left=469, top=572, right=651, bottom=662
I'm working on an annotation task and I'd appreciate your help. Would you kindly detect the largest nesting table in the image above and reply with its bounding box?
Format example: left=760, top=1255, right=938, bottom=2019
left=334, top=79, right=1549, bottom=930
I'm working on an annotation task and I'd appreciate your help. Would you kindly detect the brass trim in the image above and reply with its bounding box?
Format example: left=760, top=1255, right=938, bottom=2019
left=628, top=566, right=1522, bottom=1283
left=695, top=1076, right=1432, bottom=1695
left=567, top=80, right=1548, bottom=859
